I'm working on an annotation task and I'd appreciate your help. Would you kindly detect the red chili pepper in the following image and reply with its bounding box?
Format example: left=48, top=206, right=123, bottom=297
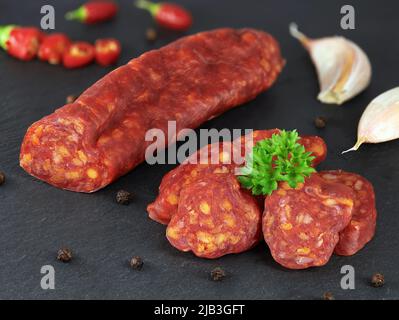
left=0, top=25, right=43, bottom=61
left=135, top=0, right=192, bottom=31
left=95, top=38, right=121, bottom=66
left=63, top=41, right=95, bottom=69
left=38, top=33, right=71, bottom=65
left=65, top=1, right=118, bottom=24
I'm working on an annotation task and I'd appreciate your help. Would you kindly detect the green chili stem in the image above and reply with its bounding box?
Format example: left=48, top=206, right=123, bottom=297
left=135, top=0, right=160, bottom=16
left=65, top=6, right=86, bottom=22
left=0, top=25, right=16, bottom=50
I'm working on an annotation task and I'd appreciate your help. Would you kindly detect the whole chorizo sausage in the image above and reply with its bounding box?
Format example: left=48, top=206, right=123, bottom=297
left=20, top=28, right=284, bottom=192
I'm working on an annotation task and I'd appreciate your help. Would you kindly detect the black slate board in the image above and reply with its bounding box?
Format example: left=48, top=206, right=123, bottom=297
left=1, top=0, right=398, bottom=300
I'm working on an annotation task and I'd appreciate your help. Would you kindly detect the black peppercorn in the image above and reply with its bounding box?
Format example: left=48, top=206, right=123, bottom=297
left=210, top=267, right=226, bottom=281
left=66, top=95, right=77, bottom=104
left=323, top=292, right=335, bottom=300
left=314, top=116, right=327, bottom=129
left=130, top=256, right=143, bottom=270
left=116, top=190, right=132, bottom=205
left=0, top=171, right=5, bottom=186
left=57, top=248, right=72, bottom=263
left=371, top=273, right=385, bottom=287
left=146, top=28, right=157, bottom=42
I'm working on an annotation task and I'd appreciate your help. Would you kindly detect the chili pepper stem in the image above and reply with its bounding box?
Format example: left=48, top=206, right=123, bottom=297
left=0, top=25, right=16, bottom=50
left=135, top=0, right=160, bottom=16
left=342, top=137, right=366, bottom=154
left=65, top=7, right=86, bottom=22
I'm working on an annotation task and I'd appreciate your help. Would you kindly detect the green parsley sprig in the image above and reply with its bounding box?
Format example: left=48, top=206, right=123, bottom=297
left=238, top=130, right=316, bottom=196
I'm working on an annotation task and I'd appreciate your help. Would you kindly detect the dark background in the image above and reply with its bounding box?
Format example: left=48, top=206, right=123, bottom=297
left=1, top=0, right=398, bottom=300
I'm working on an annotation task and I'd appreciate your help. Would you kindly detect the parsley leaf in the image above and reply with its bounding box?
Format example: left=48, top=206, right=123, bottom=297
left=237, top=130, right=316, bottom=195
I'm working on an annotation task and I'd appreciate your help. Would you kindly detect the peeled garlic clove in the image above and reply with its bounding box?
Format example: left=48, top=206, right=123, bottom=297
left=289, top=23, right=372, bottom=105
left=343, top=87, right=399, bottom=153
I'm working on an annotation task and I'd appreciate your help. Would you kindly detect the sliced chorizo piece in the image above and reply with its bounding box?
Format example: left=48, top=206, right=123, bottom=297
left=148, top=163, right=233, bottom=225
left=240, top=130, right=327, bottom=167
left=319, top=170, right=377, bottom=256
left=147, top=130, right=327, bottom=225
left=166, top=174, right=262, bottom=259
left=263, top=173, right=355, bottom=269
left=147, top=129, right=279, bottom=224
left=298, top=136, right=327, bottom=166
left=20, top=28, right=284, bottom=193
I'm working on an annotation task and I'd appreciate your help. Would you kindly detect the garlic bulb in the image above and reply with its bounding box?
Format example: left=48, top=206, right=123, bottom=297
left=343, top=87, right=399, bottom=153
left=289, top=23, right=372, bottom=105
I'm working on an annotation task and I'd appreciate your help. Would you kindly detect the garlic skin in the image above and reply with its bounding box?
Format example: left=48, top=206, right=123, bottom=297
left=343, top=87, right=399, bottom=153
left=289, top=23, right=372, bottom=105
